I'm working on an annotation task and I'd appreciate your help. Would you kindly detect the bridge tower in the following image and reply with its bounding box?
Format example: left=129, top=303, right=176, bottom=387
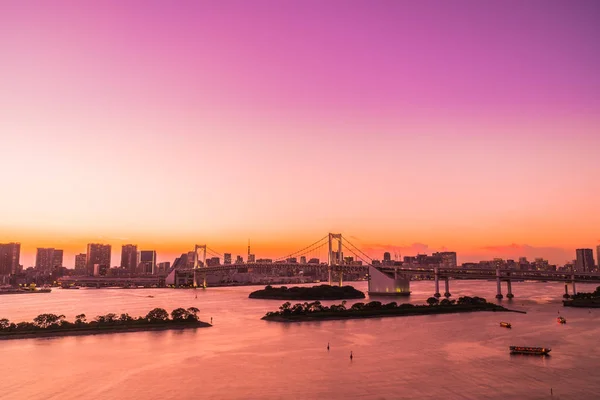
left=193, top=245, right=207, bottom=288
left=328, top=233, right=343, bottom=286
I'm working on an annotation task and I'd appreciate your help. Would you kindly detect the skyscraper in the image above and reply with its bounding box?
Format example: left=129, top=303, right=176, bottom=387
left=575, top=249, right=595, bottom=272
left=53, top=249, right=63, bottom=269
left=224, top=253, right=232, bottom=265
left=87, top=243, right=111, bottom=276
left=121, top=244, right=138, bottom=274
left=0, top=242, right=20, bottom=275
left=139, top=250, right=156, bottom=274
left=74, top=253, right=87, bottom=274
left=36, top=248, right=56, bottom=274
left=433, top=252, right=458, bottom=268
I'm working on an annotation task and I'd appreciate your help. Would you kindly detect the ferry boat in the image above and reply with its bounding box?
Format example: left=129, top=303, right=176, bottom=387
left=509, top=346, right=551, bottom=355
left=500, top=322, right=512, bottom=328
left=557, top=316, right=567, bottom=324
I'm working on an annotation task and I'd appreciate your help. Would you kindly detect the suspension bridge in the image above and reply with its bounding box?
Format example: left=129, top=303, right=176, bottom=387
left=166, top=233, right=600, bottom=299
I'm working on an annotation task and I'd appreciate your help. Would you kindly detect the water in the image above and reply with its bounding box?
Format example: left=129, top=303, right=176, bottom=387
left=1, top=281, right=599, bottom=400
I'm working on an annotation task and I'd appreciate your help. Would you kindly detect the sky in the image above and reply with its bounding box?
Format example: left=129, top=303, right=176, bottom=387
left=1, top=0, right=599, bottom=267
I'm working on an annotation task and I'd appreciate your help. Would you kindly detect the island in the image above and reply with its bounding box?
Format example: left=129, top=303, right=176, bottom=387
left=262, top=296, right=522, bottom=322
left=249, top=284, right=366, bottom=300
left=0, top=307, right=211, bottom=340
left=563, top=286, right=600, bottom=308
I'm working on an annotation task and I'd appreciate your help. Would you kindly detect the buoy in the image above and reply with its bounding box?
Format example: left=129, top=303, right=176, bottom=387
left=350, top=351, right=353, bottom=360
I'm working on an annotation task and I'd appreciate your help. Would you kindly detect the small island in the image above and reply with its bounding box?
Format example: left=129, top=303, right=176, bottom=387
left=262, top=296, right=522, bottom=322
left=249, top=284, right=366, bottom=300
left=563, top=286, right=600, bottom=308
left=0, top=307, right=211, bottom=340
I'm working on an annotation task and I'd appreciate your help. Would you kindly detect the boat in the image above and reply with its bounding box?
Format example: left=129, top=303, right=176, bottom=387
left=557, top=316, right=567, bottom=324
left=500, top=322, right=512, bottom=328
left=0, top=287, right=52, bottom=295
left=509, top=346, right=551, bottom=355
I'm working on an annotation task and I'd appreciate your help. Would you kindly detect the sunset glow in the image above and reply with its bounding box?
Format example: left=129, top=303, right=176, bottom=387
left=1, top=1, right=599, bottom=266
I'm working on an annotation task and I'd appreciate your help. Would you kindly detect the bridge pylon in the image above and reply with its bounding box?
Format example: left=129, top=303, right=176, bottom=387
left=328, top=233, right=343, bottom=286
left=193, top=245, right=207, bottom=288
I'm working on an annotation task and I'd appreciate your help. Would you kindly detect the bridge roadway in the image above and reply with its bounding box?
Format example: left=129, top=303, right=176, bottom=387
left=378, top=266, right=600, bottom=283
left=180, top=262, right=367, bottom=274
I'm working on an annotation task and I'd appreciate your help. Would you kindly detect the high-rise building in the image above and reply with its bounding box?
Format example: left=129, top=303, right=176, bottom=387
left=74, top=253, right=87, bottom=274
left=597, top=245, right=600, bottom=270
left=36, top=248, right=56, bottom=273
left=575, top=249, right=595, bottom=272
left=86, top=243, right=111, bottom=276
left=433, top=252, right=458, bottom=268
left=139, top=250, right=157, bottom=274
left=383, top=252, right=391, bottom=261
left=248, top=254, right=256, bottom=263
left=224, top=253, right=232, bottom=265
left=157, top=261, right=171, bottom=273
left=53, top=249, right=63, bottom=269
left=120, top=244, right=138, bottom=273
left=0, top=242, right=21, bottom=275
left=300, top=256, right=307, bottom=264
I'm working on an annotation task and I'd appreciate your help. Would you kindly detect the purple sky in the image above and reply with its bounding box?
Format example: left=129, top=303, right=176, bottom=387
left=1, top=0, right=599, bottom=266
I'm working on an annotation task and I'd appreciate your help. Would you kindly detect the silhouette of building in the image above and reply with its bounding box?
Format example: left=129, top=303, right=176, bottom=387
left=597, top=245, right=600, bottom=270
left=86, top=243, right=111, bottom=276
left=74, top=253, right=87, bottom=274
left=36, top=248, right=63, bottom=274
left=575, top=249, right=595, bottom=272
left=157, top=261, right=171, bottom=273
left=383, top=252, right=391, bottom=261
left=0, top=242, right=20, bottom=275
left=433, top=252, right=458, bottom=268
left=121, top=244, right=138, bottom=274
left=53, top=250, right=63, bottom=269
left=139, top=250, right=157, bottom=274
left=224, top=253, right=232, bottom=265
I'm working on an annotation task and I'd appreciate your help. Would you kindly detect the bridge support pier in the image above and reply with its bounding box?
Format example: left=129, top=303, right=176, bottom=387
left=563, top=284, right=570, bottom=299
left=434, top=267, right=441, bottom=297
left=506, top=280, right=514, bottom=299
left=328, top=267, right=332, bottom=286
left=572, top=275, right=577, bottom=295
left=202, top=271, right=207, bottom=289
left=339, top=270, right=343, bottom=287
left=495, top=268, right=503, bottom=299
left=444, top=277, right=451, bottom=297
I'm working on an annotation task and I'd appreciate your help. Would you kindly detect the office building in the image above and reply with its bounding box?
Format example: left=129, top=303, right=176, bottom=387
left=139, top=250, right=157, bottom=274
left=248, top=254, right=256, bottom=263
left=74, top=253, right=87, bottom=274
left=433, top=252, right=458, bottom=268
left=575, top=249, right=595, bottom=273
left=300, top=256, right=306, bottom=264
left=87, top=243, right=111, bottom=276
left=224, top=253, right=232, bottom=265
left=36, top=248, right=59, bottom=274
left=121, top=244, right=138, bottom=273
left=0, top=242, right=21, bottom=275
left=597, top=245, right=600, bottom=270
left=157, top=261, right=171, bottom=273
left=383, top=252, right=391, bottom=262
left=53, top=250, right=63, bottom=269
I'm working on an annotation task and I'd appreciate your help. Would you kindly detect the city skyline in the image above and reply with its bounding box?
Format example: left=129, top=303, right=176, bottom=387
left=4, top=236, right=599, bottom=269
left=2, top=1, right=599, bottom=267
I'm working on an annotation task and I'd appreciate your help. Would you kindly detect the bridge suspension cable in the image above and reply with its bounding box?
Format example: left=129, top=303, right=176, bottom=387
left=274, top=235, right=329, bottom=262
left=341, top=242, right=373, bottom=267
left=206, top=247, right=224, bottom=258
left=342, top=238, right=373, bottom=262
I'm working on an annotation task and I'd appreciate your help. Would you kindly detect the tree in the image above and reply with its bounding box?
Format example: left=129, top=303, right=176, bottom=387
left=146, top=308, right=169, bottom=322
left=33, top=314, right=65, bottom=328
left=279, top=302, right=292, bottom=315
left=0, top=318, right=10, bottom=330
left=351, top=302, right=365, bottom=311
left=187, top=307, right=200, bottom=317
left=171, top=308, right=190, bottom=321
left=75, top=314, right=86, bottom=324
left=119, top=313, right=133, bottom=322
left=426, top=297, right=439, bottom=306
left=440, top=299, right=451, bottom=306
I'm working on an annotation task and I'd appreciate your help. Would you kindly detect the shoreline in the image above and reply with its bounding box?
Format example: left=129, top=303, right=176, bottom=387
left=262, top=305, right=525, bottom=323
left=249, top=284, right=366, bottom=301
left=0, top=321, right=211, bottom=341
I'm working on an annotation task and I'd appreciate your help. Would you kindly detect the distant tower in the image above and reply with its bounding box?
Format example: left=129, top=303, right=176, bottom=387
left=248, top=240, right=250, bottom=260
